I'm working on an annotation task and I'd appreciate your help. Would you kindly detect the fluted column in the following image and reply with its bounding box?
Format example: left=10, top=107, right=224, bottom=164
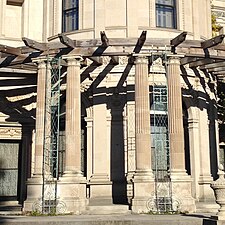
left=33, top=59, right=48, bottom=177
left=132, top=55, right=154, bottom=214
left=134, top=55, right=152, bottom=175
left=24, top=58, right=50, bottom=211
left=64, top=55, right=82, bottom=176
left=167, top=56, right=186, bottom=174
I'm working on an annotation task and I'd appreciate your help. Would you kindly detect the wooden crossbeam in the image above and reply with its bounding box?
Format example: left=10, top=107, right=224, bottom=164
left=110, top=56, right=119, bottom=65
left=100, top=31, right=109, bottom=47
left=89, top=56, right=103, bottom=65
left=138, top=31, right=147, bottom=46
left=58, top=33, right=76, bottom=48
left=22, top=37, right=47, bottom=51
left=199, top=61, right=225, bottom=70
left=180, top=57, right=197, bottom=65
left=189, top=58, right=215, bottom=68
left=171, top=31, right=187, bottom=53
left=212, top=71, right=225, bottom=75
left=0, top=44, right=22, bottom=56
left=201, top=34, right=225, bottom=49
left=207, top=66, right=225, bottom=72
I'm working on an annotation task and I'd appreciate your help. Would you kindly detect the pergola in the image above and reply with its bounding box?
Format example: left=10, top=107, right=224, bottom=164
left=0, top=31, right=224, bottom=213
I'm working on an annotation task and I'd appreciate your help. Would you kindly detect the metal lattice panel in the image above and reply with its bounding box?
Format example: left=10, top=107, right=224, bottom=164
left=42, top=57, right=61, bottom=214
left=151, top=84, right=172, bottom=213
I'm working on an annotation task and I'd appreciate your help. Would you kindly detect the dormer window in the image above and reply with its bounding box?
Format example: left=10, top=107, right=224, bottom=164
left=62, top=0, right=79, bottom=32
left=156, top=0, right=177, bottom=29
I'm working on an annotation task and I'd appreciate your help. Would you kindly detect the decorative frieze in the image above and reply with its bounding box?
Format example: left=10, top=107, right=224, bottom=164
left=0, top=127, right=21, bottom=139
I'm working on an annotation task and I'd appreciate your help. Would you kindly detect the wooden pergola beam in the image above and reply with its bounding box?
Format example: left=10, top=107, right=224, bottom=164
left=22, top=37, right=47, bottom=51
left=207, top=66, right=225, bottom=72
left=138, top=31, right=147, bottom=46
left=200, top=61, right=225, bottom=70
left=189, top=58, right=215, bottom=68
left=171, top=31, right=187, bottom=53
left=110, top=56, right=119, bottom=65
left=58, top=33, right=76, bottom=48
left=88, top=56, right=103, bottom=65
left=180, top=57, right=197, bottom=65
left=201, top=34, right=225, bottom=49
left=100, top=31, right=109, bottom=47
left=0, top=44, right=22, bottom=56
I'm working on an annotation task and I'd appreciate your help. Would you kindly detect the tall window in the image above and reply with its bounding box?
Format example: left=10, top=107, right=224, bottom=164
left=62, top=0, right=79, bottom=32
left=156, top=0, right=176, bottom=29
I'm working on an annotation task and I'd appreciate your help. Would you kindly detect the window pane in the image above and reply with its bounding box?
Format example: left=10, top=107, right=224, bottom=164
left=156, top=0, right=174, bottom=6
left=64, top=9, right=78, bottom=32
left=156, top=0, right=176, bottom=28
left=62, top=0, right=79, bottom=32
left=63, top=0, right=77, bottom=10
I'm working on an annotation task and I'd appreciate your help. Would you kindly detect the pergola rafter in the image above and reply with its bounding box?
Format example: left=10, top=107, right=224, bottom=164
left=0, top=32, right=224, bottom=82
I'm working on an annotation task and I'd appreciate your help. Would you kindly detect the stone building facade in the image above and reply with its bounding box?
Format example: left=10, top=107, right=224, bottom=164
left=0, top=0, right=222, bottom=214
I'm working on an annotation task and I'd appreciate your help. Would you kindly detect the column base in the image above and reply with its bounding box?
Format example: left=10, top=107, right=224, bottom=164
left=57, top=175, right=88, bottom=215
left=170, top=170, right=196, bottom=213
left=88, top=174, right=113, bottom=205
left=198, top=175, right=215, bottom=202
left=24, top=175, right=43, bottom=212
left=131, top=171, right=154, bottom=213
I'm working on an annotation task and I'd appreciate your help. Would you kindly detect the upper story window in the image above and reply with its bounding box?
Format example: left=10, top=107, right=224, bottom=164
left=62, top=0, right=79, bottom=32
left=156, top=0, right=177, bottom=29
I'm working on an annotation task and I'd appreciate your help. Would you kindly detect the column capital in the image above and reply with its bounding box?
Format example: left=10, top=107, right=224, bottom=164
left=32, top=57, right=53, bottom=70
left=133, top=54, right=149, bottom=65
left=32, top=57, right=47, bottom=69
left=62, top=55, right=83, bottom=66
left=167, top=55, right=182, bottom=65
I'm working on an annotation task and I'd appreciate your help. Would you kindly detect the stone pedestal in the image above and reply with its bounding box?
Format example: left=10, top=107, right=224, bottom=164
left=131, top=55, right=154, bottom=213
left=211, top=166, right=225, bottom=221
left=58, top=176, right=87, bottom=214
left=167, top=56, right=195, bottom=212
left=89, top=174, right=112, bottom=205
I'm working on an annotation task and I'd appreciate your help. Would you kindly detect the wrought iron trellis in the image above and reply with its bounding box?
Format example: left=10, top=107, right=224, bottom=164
left=42, top=57, right=61, bottom=214
left=151, top=53, right=173, bottom=213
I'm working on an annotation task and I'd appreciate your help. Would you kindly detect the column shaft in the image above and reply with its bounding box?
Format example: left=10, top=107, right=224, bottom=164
left=167, top=56, right=186, bottom=172
left=64, top=56, right=82, bottom=175
left=134, top=56, right=151, bottom=172
left=34, top=60, right=47, bottom=176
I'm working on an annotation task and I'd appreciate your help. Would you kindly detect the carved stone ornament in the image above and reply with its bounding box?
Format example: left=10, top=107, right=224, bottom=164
left=211, top=164, right=225, bottom=220
left=150, top=57, right=165, bottom=73
left=0, top=128, right=21, bottom=139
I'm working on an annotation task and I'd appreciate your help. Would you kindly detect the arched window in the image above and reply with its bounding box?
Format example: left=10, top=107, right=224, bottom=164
left=156, top=0, right=177, bottom=29
left=62, top=0, right=79, bottom=32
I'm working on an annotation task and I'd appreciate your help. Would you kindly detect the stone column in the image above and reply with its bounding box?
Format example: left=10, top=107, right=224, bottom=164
left=132, top=55, right=154, bottom=213
left=63, top=55, right=82, bottom=177
left=58, top=55, right=87, bottom=214
left=134, top=55, right=152, bottom=175
left=24, top=58, right=49, bottom=211
left=167, top=56, right=195, bottom=212
left=167, top=56, right=186, bottom=174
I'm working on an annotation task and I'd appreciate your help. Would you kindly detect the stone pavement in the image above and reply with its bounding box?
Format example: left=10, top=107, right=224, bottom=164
left=0, top=213, right=222, bottom=225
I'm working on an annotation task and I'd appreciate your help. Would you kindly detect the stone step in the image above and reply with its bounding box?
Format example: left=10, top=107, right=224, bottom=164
left=0, top=204, right=23, bottom=215
left=196, top=202, right=219, bottom=213
left=85, top=204, right=131, bottom=215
